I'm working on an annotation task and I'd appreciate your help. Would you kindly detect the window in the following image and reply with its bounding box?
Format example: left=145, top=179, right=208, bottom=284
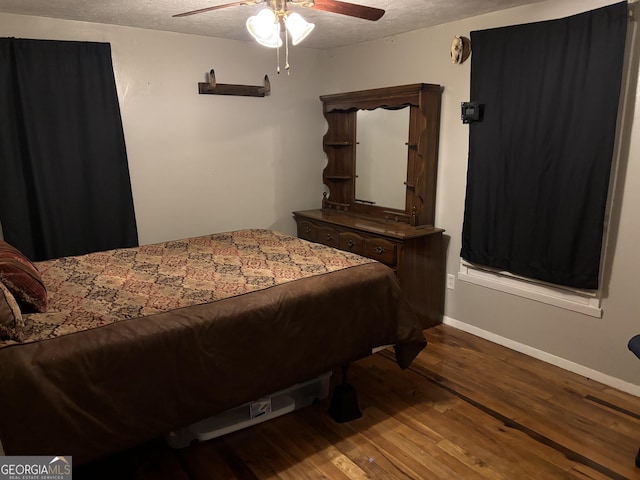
left=459, top=3, right=628, bottom=311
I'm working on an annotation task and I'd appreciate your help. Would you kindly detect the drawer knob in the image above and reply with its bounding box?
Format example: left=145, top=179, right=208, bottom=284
left=304, top=227, right=311, bottom=234
left=374, top=246, right=385, bottom=255
left=326, top=233, right=333, bottom=241
left=347, top=240, right=356, bottom=249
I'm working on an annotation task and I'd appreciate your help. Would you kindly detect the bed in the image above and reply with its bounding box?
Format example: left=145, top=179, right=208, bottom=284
left=0, top=229, right=426, bottom=465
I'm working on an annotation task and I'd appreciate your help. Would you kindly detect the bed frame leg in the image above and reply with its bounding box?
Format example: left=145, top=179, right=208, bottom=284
left=328, top=365, right=363, bottom=423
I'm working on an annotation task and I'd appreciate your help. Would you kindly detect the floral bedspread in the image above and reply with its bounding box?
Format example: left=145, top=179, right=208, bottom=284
left=5, top=229, right=374, bottom=346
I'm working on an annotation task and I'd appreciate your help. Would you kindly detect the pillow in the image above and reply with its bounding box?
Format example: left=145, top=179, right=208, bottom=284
left=0, top=240, right=47, bottom=313
left=0, top=281, right=24, bottom=342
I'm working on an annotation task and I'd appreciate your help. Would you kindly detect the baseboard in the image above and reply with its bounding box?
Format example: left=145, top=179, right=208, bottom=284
left=442, top=316, right=640, bottom=397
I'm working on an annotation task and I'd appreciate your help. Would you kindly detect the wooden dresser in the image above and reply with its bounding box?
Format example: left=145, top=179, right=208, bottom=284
left=294, top=83, right=445, bottom=329
left=293, top=209, right=444, bottom=329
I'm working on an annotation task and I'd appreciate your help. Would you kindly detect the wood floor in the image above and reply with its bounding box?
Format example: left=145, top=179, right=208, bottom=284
left=75, top=325, right=640, bottom=479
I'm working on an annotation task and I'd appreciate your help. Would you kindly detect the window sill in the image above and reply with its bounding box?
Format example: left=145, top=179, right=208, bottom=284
left=457, top=260, right=602, bottom=318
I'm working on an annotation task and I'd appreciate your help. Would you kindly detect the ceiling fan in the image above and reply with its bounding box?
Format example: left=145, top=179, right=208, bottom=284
left=173, top=1, right=384, bottom=73
left=172, top=0, right=386, bottom=22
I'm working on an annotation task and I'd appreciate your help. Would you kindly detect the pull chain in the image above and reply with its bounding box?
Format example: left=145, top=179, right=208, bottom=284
left=285, top=23, right=290, bottom=75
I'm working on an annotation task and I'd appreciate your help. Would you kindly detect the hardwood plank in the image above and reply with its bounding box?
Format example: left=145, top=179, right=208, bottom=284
left=363, top=359, right=580, bottom=475
left=177, top=436, right=260, bottom=480
left=296, top=403, right=422, bottom=479
left=418, top=326, right=640, bottom=479
left=220, top=426, right=305, bottom=480
left=258, top=413, right=359, bottom=479
left=360, top=356, right=583, bottom=478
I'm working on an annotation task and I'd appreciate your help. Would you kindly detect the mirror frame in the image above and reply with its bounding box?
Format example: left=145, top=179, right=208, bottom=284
left=320, top=83, right=442, bottom=226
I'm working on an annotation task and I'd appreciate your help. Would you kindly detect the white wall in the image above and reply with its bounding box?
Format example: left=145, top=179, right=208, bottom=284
left=0, top=13, right=328, bottom=244
left=324, top=0, right=640, bottom=391
left=2, top=0, right=639, bottom=392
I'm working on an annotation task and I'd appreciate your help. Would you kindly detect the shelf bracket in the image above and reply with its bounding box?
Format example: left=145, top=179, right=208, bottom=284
left=198, top=69, right=271, bottom=97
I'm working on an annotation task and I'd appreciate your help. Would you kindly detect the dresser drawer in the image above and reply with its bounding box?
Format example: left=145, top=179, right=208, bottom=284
left=297, top=220, right=317, bottom=242
left=339, top=231, right=365, bottom=256
left=364, top=238, right=397, bottom=266
left=316, top=226, right=340, bottom=248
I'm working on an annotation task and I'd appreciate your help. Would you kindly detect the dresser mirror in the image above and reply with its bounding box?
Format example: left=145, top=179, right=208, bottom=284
left=355, top=107, right=410, bottom=211
left=320, top=83, right=443, bottom=226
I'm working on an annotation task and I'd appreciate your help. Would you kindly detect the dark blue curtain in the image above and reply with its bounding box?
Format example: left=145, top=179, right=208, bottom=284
left=460, top=2, right=628, bottom=289
left=0, top=38, right=138, bottom=260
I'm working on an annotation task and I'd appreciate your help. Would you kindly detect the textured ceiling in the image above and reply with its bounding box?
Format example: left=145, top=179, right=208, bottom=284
left=0, top=0, right=551, bottom=49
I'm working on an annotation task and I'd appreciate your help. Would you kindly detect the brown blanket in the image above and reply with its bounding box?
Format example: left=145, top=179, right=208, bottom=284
left=0, top=229, right=425, bottom=464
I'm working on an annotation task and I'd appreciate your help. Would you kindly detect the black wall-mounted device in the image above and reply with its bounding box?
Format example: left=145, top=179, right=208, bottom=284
left=461, top=101, right=483, bottom=124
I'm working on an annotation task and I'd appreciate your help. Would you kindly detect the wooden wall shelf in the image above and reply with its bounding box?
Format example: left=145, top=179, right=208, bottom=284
left=325, top=142, right=354, bottom=147
left=198, top=69, right=270, bottom=97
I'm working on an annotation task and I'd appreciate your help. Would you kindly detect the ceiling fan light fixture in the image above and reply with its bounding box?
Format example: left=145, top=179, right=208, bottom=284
left=285, top=12, right=315, bottom=46
left=246, top=8, right=283, bottom=48
left=174, top=0, right=386, bottom=73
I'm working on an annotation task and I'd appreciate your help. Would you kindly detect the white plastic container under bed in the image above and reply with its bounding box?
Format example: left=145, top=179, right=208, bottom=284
left=165, top=371, right=332, bottom=448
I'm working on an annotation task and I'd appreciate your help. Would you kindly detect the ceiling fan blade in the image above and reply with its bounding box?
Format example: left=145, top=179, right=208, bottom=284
left=306, top=0, right=385, bottom=21
left=173, top=1, right=262, bottom=18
